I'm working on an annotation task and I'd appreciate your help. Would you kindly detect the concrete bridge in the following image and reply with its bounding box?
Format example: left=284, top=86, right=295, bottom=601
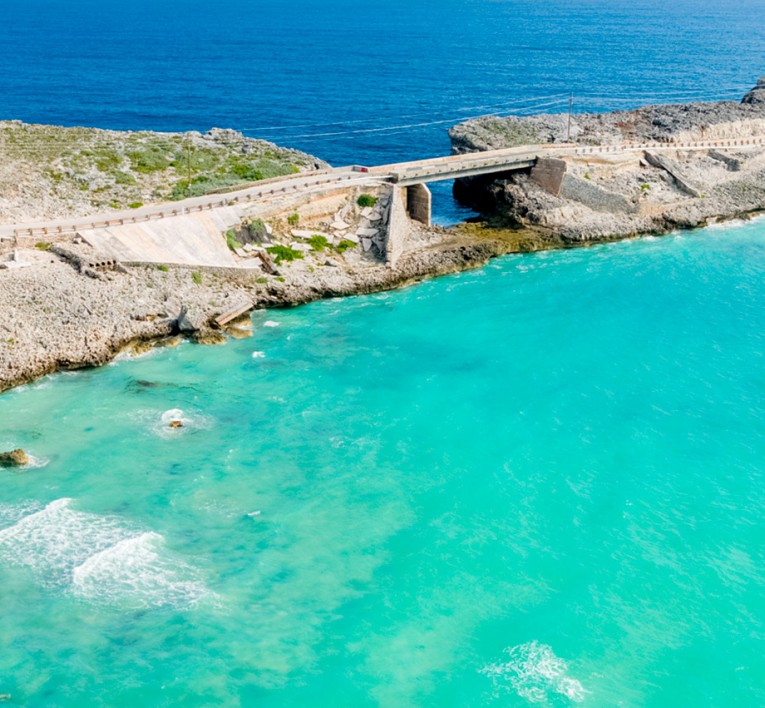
left=2, top=135, right=764, bottom=265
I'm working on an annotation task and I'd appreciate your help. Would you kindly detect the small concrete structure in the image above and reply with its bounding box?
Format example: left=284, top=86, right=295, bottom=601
left=530, top=158, right=568, bottom=196
left=406, top=183, right=432, bottom=226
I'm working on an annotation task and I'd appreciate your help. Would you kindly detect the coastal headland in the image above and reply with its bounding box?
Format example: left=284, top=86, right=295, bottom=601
left=2, top=80, right=765, bottom=392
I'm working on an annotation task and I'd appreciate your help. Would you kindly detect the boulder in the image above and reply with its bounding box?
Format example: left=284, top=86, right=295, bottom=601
left=742, top=77, right=765, bottom=105
left=0, top=449, right=29, bottom=467
left=177, top=305, right=207, bottom=333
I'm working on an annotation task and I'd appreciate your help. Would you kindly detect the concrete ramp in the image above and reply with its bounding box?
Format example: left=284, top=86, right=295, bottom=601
left=81, top=208, right=241, bottom=266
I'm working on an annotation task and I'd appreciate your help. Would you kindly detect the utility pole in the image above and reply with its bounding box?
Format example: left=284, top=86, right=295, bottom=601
left=185, top=135, right=192, bottom=186
left=567, top=93, right=574, bottom=142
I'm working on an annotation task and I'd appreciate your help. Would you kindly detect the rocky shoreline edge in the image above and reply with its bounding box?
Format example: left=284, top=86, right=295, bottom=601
left=0, top=227, right=527, bottom=394
left=5, top=80, right=765, bottom=393
left=4, top=206, right=763, bottom=396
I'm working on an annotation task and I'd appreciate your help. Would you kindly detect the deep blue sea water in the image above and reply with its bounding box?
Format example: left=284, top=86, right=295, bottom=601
left=3, top=2, right=765, bottom=705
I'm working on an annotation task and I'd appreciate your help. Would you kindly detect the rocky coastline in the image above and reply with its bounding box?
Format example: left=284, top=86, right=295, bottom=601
left=0, top=227, right=519, bottom=393
left=450, top=79, right=765, bottom=242
left=4, top=82, right=765, bottom=393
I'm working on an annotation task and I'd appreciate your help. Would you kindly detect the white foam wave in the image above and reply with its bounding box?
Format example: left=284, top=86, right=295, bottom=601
left=480, top=641, right=588, bottom=704
left=72, top=532, right=208, bottom=608
left=129, top=408, right=214, bottom=438
left=0, top=499, right=208, bottom=608
left=252, top=351, right=266, bottom=359
left=0, top=501, right=43, bottom=528
left=0, top=498, right=132, bottom=581
left=263, top=320, right=280, bottom=328
left=24, top=454, right=50, bottom=469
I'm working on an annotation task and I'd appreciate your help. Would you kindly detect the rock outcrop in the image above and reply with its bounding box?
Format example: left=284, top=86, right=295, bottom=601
left=742, top=77, right=765, bottom=106
left=0, top=449, right=29, bottom=467
left=450, top=80, right=765, bottom=243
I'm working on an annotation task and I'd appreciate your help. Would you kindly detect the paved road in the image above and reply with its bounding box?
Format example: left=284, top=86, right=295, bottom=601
left=3, top=136, right=764, bottom=241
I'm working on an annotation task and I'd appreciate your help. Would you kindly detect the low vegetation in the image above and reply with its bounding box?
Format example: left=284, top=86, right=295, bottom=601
left=357, top=194, right=378, bottom=207
left=307, top=234, right=329, bottom=251
left=266, top=244, right=304, bottom=264
left=0, top=121, right=322, bottom=220
left=226, top=229, right=243, bottom=251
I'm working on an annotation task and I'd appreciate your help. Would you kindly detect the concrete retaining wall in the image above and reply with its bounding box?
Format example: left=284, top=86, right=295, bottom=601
left=559, top=175, right=638, bottom=214
left=385, top=186, right=411, bottom=268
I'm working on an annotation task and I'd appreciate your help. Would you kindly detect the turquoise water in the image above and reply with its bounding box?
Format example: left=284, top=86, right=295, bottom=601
left=2, top=221, right=765, bottom=705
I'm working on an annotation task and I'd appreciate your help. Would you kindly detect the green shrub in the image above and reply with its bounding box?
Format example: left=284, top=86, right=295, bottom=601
left=357, top=194, right=378, bottom=208
left=114, top=171, right=136, bottom=186
left=231, top=163, right=264, bottom=181
left=226, top=229, right=243, bottom=251
left=156, top=264, right=169, bottom=272
left=255, top=277, right=269, bottom=284
left=266, top=244, right=304, bottom=264
left=307, top=234, right=329, bottom=251
left=287, top=212, right=300, bottom=226
left=335, top=239, right=357, bottom=254
left=248, top=218, right=268, bottom=240
left=128, top=202, right=143, bottom=209
left=191, top=271, right=203, bottom=285
left=127, top=145, right=172, bottom=174
left=640, top=183, right=651, bottom=193
left=34, top=242, right=51, bottom=251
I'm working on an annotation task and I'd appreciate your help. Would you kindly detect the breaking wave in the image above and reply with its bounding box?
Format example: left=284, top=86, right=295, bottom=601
left=480, top=641, right=588, bottom=703
left=0, top=499, right=209, bottom=609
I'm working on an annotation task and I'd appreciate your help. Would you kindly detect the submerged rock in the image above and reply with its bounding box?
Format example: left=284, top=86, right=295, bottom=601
left=169, top=420, right=184, bottom=429
left=0, top=449, right=29, bottom=467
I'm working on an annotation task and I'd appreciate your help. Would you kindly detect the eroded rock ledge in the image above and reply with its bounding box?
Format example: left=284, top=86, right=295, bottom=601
left=450, top=80, right=765, bottom=242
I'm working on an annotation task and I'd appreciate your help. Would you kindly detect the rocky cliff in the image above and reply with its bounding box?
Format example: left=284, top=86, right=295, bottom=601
left=450, top=80, right=765, bottom=242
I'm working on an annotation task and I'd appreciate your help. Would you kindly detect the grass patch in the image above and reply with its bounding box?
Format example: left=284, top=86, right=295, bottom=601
left=191, top=271, right=203, bottom=285
left=287, top=212, right=300, bottom=226
left=226, top=229, right=243, bottom=251
left=127, top=145, right=173, bottom=174
left=255, top=276, right=269, bottom=285
left=266, top=244, right=304, bottom=265
left=357, top=194, right=378, bottom=208
left=156, top=264, right=169, bottom=272
left=128, top=202, right=143, bottom=209
left=34, top=242, right=51, bottom=251
left=335, top=239, right=357, bottom=254
left=307, top=234, right=329, bottom=251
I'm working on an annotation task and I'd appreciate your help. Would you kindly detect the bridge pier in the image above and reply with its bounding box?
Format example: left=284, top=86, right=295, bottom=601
left=405, top=183, right=432, bottom=226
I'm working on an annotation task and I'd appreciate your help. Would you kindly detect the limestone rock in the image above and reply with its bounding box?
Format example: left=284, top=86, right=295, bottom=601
left=742, top=77, right=765, bottom=105
left=0, top=449, right=29, bottom=467
left=177, top=305, right=206, bottom=333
